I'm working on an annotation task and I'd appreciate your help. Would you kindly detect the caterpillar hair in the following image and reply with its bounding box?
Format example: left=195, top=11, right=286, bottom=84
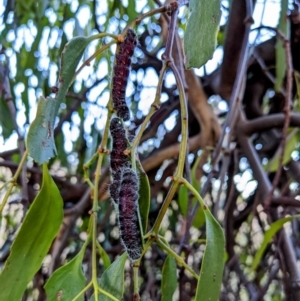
left=112, top=29, right=137, bottom=121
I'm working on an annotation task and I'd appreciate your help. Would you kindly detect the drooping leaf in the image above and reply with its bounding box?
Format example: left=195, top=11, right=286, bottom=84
left=26, top=36, right=92, bottom=165
left=137, top=160, right=150, bottom=234
left=194, top=205, right=225, bottom=301
left=178, top=184, right=189, bottom=215
left=0, top=164, right=63, bottom=301
left=266, top=128, right=299, bottom=172
left=89, top=253, right=127, bottom=301
left=251, top=215, right=300, bottom=271
left=44, top=247, right=86, bottom=301
left=97, top=242, right=112, bottom=271
left=0, top=95, right=14, bottom=140
left=54, top=36, right=92, bottom=118
left=275, top=0, right=289, bottom=92
left=182, top=180, right=225, bottom=301
left=190, top=158, right=205, bottom=228
left=26, top=96, right=58, bottom=164
left=161, top=255, right=177, bottom=301
left=184, top=0, right=221, bottom=68
left=0, top=64, right=14, bottom=140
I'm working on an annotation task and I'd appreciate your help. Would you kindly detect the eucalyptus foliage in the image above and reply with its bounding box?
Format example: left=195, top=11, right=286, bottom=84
left=1, top=0, right=300, bottom=301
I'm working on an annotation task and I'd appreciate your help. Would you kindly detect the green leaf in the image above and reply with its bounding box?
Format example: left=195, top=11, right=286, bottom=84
left=190, top=159, right=205, bottom=228
left=251, top=215, right=300, bottom=271
left=54, top=36, right=91, bottom=122
left=0, top=95, right=14, bottom=140
left=195, top=206, right=225, bottom=300
left=97, top=242, right=112, bottom=271
left=178, top=184, right=188, bottom=215
left=26, top=96, right=58, bottom=164
left=27, top=36, right=92, bottom=165
left=275, top=0, right=289, bottom=92
left=184, top=0, right=221, bottom=68
left=127, top=0, right=137, bottom=22
left=90, top=253, right=127, bottom=301
left=44, top=248, right=86, bottom=301
left=182, top=180, right=225, bottom=301
left=0, top=164, right=63, bottom=301
left=161, top=255, right=177, bottom=301
left=137, top=160, right=150, bottom=234
left=0, top=65, right=14, bottom=140
left=266, top=128, right=299, bottom=172
left=59, top=36, right=90, bottom=86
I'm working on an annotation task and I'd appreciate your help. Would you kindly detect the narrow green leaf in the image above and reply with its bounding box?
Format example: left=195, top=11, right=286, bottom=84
left=178, top=184, right=189, bottom=215
left=59, top=36, right=90, bottom=87
left=266, top=128, right=299, bottom=172
left=137, top=160, right=150, bottom=233
left=127, top=0, right=137, bottom=22
left=0, top=95, right=14, bottom=140
left=44, top=248, right=86, bottom=301
left=195, top=207, right=225, bottom=301
left=161, top=255, right=177, bottom=301
left=183, top=179, right=225, bottom=301
left=97, top=242, right=112, bottom=270
left=54, top=36, right=91, bottom=122
left=191, top=160, right=205, bottom=228
left=89, top=253, right=127, bottom=301
left=37, top=0, right=48, bottom=19
left=27, top=36, right=91, bottom=164
left=26, top=36, right=92, bottom=164
left=26, top=96, right=58, bottom=164
left=0, top=65, right=14, bottom=140
left=184, top=0, right=221, bottom=68
left=0, top=164, right=63, bottom=301
left=251, top=215, right=300, bottom=271
left=192, top=207, right=205, bottom=228
left=275, top=0, right=289, bottom=91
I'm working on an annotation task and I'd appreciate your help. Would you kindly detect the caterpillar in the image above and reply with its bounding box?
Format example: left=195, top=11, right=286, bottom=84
left=109, top=118, right=130, bottom=204
left=112, top=29, right=137, bottom=121
left=118, top=167, right=143, bottom=261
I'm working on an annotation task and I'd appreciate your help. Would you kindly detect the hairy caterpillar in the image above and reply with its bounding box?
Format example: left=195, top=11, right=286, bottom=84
left=118, top=167, right=143, bottom=261
left=112, top=29, right=137, bottom=121
left=109, top=118, right=130, bottom=204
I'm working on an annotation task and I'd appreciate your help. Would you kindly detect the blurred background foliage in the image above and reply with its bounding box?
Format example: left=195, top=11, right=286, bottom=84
left=1, top=0, right=300, bottom=300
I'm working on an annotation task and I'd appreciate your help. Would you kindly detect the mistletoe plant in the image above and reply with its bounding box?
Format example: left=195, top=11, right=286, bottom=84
left=0, top=1, right=225, bottom=300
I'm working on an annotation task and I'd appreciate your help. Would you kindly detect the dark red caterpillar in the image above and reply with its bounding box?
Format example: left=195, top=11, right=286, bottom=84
left=112, top=29, right=137, bottom=121
left=118, top=167, right=143, bottom=261
left=109, top=118, right=130, bottom=204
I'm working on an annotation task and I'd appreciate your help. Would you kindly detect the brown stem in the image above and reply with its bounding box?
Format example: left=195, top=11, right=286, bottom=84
left=240, top=112, right=300, bottom=135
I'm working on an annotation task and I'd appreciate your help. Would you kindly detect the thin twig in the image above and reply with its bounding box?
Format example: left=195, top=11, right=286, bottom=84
left=265, top=33, right=293, bottom=207
left=240, top=112, right=300, bottom=135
